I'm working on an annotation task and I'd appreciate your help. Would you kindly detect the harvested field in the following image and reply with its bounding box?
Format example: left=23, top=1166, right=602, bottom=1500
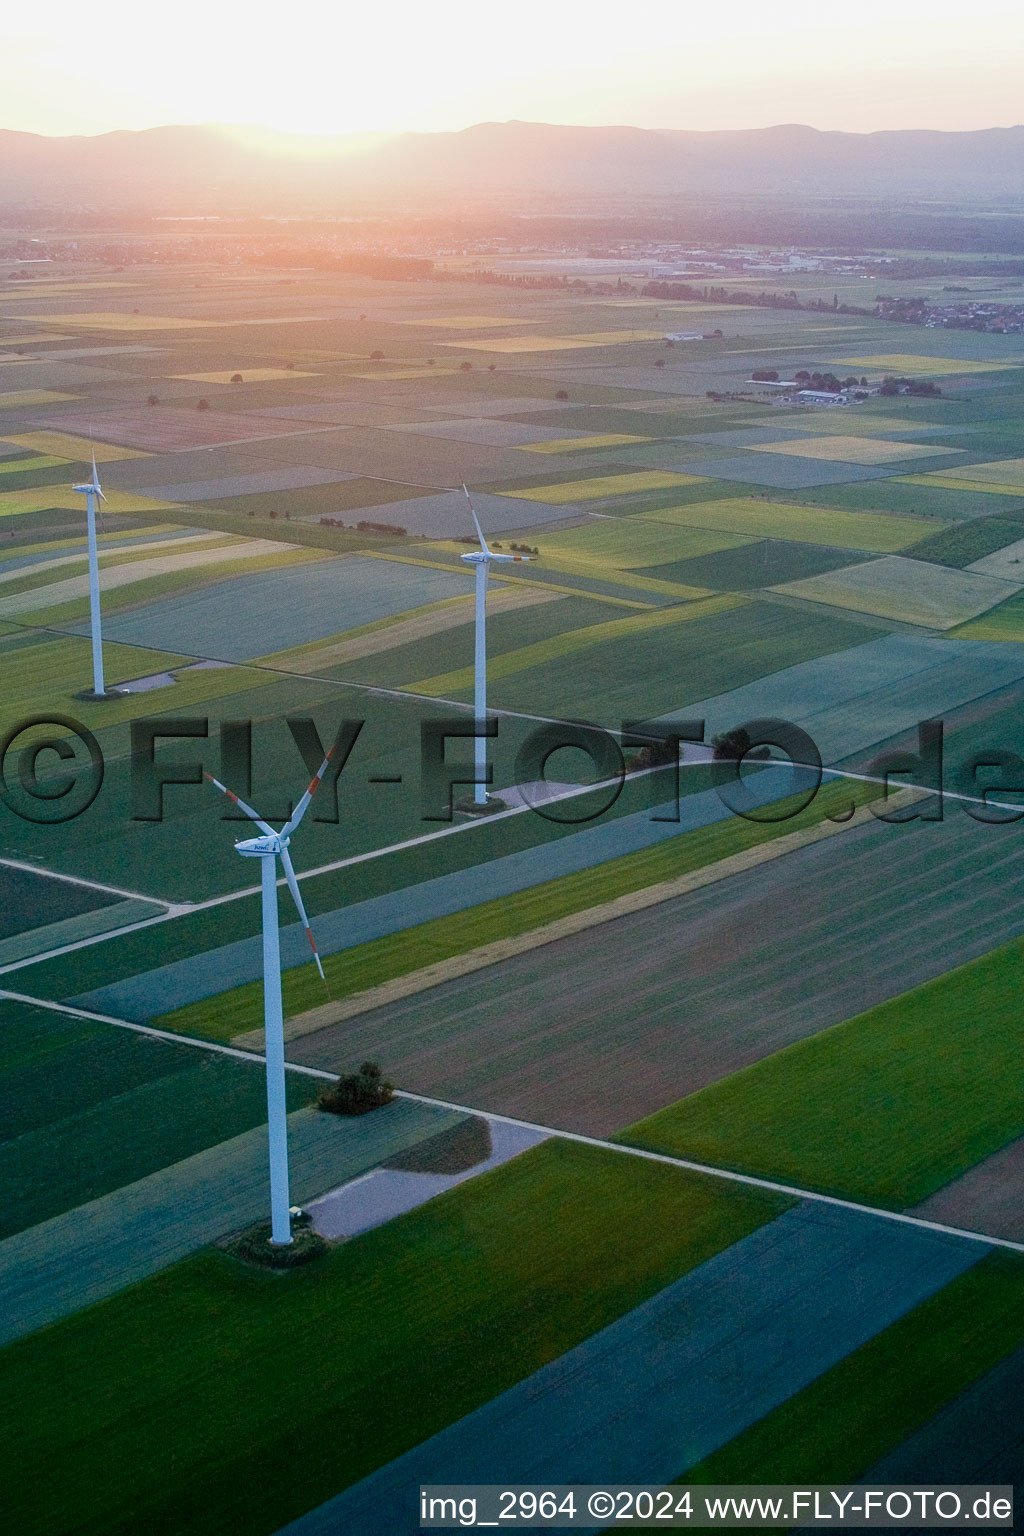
left=29, top=406, right=323, bottom=451
left=289, top=812, right=1024, bottom=1137
left=137, top=466, right=357, bottom=502
left=80, top=553, right=473, bottom=659
left=621, top=928, right=1024, bottom=1208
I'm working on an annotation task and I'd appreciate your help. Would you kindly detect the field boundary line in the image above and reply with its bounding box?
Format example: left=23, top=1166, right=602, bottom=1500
left=240, top=786, right=925, bottom=1050
left=1, top=988, right=1018, bottom=1258
left=0, top=856, right=176, bottom=908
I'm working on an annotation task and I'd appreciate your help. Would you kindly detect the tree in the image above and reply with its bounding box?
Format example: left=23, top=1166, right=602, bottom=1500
left=369, top=350, right=384, bottom=361
left=230, top=373, right=243, bottom=384
left=460, top=361, right=473, bottom=372
left=318, top=1061, right=394, bottom=1116
left=146, top=394, right=159, bottom=406
left=654, top=357, right=666, bottom=368
left=197, top=399, right=210, bottom=411
left=555, top=389, right=568, bottom=400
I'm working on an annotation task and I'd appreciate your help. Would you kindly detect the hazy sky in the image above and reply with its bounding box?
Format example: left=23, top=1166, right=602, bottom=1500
left=3, top=0, right=1023, bottom=138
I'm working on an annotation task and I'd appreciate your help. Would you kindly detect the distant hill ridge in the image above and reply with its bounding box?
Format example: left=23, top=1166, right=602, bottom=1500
left=2, top=119, right=1024, bottom=207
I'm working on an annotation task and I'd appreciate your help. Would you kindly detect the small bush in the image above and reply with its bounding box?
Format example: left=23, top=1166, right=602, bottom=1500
left=226, top=1221, right=326, bottom=1269
left=318, top=1061, right=394, bottom=1116
left=555, top=389, right=569, bottom=400
left=197, top=398, right=210, bottom=411
left=230, top=372, right=243, bottom=384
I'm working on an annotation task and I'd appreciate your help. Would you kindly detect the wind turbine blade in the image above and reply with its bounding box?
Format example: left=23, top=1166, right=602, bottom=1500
left=203, top=771, right=276, bottom=837
left=280, top=744, right=335, bottom=838
left=280, top=846, right=325, bottom=981
left=462, top=482, right=490, bottom=554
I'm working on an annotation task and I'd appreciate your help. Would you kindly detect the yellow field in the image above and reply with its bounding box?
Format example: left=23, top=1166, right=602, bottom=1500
left=0, top=282, right=134, bottom=300
left=0, top=334, right=74, bottom=346
left=398, top=315, right=518, bottom=329
left=897, top=474, right=1024, bottom=497
left=0, top=391, right=78, bottom=409
left=521, top=434, right=651, bottom=454
left=0, top=455, right=69, bottom=477
left=347, top=366, right=461, bottom=380
left=834, top=354, right=1018, bottom=375
left=169, top=368, right=320, bottom=384
left=4, top=431, right=148, bottom=463
left=0, top=488, right=172, bottom=520
left=929, top=457, right=1024, bottom=488
left=647, top=497, right=935, bottom=552
left=751, top=435, right=956, bottom=465
left=510, top=471, right=708, bottom=503
left=442, top=330, right=665, bottom=353
left=11, top=313, right=218, bottom=332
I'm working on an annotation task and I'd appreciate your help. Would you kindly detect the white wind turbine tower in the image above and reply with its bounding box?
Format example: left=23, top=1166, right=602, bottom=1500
left=460, top=483, right=531, bottom=808
left=205, top=749, right=333, bottom=1246
left=72, top=451, right=109, bottom=699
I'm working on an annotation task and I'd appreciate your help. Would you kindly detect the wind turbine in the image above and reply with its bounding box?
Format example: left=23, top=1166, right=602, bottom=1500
left=205, top=749, right=333, bottom=1246
left=72, top=451, right=109, bottom=699
left=459, top=484, right=531, bottom=809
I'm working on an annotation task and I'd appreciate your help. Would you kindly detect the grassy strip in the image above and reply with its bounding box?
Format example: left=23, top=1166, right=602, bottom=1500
left=14, top=545, right=328, bottom=626
left=0, top=1140, right=789, bottom=1536
left=0, top=535, right=242, bottom=600
left=135, top=499, right=430, bottom=549
left=158, top=775, right=877, bottom=1041
left=620, top=934, right=1024, bottom=1208
left=404, top=595, right=744, bottom=697
left=620, top=1252, right=1024, bottom=1531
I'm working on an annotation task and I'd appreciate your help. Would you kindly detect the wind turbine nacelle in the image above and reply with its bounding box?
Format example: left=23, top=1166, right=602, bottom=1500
left=73, top=482, right=100, bottom=494
left=460, top=550, right=489, bottom=566
left=236, top=833, right=287, bottom=857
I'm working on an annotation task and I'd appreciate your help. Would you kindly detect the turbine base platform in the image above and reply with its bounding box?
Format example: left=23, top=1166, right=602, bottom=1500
left=454, top=794, right=508, bottom=817
left=74, top=688, right=128, bottom=703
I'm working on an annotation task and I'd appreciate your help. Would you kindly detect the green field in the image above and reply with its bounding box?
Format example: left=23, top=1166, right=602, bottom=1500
left=644, top=539, right=862, bottom=591
left=478, top=600, right=882, bottom=722
left=0, top=1139, right=787, bottom=1536
left=0, top=1001, right=315, bottom=1235
left=645, top=497, right=933, bottom=552
left=669, top=1254, right=1024, bottom=1496
left=620, top=934, right=1024, bottom=1207
left=953, top=586, right=1024, bottom=640
left=159, top=775, right=880, bottom=1041
left=774, top=555, right=1020, bottom=629
left=525, top=517, right=751, bottom=570
left=904, top=516, right=1024, bottom=568
left=405, top=596, right=743, bottom=699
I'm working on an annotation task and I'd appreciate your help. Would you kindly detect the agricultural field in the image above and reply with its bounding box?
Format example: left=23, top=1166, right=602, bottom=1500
left=6, top=256, right=1024, bottom=1530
